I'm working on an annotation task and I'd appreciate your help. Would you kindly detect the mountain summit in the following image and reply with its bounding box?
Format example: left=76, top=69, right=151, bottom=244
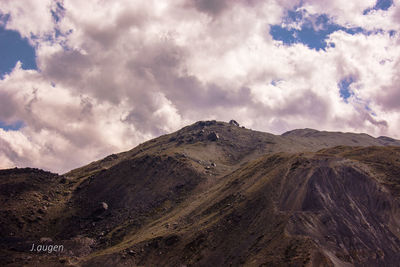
left=1, top=120, right=400, bottom=266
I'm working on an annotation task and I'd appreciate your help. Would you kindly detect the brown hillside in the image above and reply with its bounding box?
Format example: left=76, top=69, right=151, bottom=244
left=1, top=121, right=400, bottom=266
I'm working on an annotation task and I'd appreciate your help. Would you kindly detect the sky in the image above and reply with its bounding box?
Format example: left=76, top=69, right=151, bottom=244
left=0, top=0, right=399, bottom=173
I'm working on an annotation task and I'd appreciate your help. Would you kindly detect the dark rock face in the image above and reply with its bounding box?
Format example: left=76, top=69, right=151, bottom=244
left=197, top=120, right=217, bottom=127
left=1, top=121, right=400, bottom=266
left=281, top=162, right=400, bottom=266
left=207, top=131, right=219, bottom=141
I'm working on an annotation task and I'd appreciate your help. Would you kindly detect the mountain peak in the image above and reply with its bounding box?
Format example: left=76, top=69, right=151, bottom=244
left=2, top=121, right=400, bottom=266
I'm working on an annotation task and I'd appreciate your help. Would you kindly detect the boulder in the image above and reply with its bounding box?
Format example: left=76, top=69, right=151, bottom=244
left=100, top=202, right=108, bottom=211
left=229, top=120, right=239, bottom=127
left=207, top=132, right=219, bottom=141
left=93, top=202, right=108, bottom=217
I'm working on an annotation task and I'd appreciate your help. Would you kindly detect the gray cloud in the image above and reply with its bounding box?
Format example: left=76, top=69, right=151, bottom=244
left=191, top=0, right=229, bottom=16
left=375, top=65, right=400, bottom=111
left=0, top=90, right=18, bottom=121
left=40, top=50, right=91, bottom=89
left=275, top=90, right=329, bottom=119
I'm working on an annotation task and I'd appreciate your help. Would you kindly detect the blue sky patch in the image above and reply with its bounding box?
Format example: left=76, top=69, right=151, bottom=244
left=270, top=9, right=364, bottom=51
left=364, top=0, right=393, bottom=14
left=0, top=24, right=37, bottom=77
left=0, top=120, right=24, bottom=131
left=365, top=104, right=377, bottom=116
left=270, top=79, right=282, bottom=86
left=339, top=76, right=355, bottom=102
left=374, top=0, right=393, bottom=10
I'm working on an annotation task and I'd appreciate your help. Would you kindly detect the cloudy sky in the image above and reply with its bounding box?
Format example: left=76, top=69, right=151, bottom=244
left=0, top=0, right=399, bottom=173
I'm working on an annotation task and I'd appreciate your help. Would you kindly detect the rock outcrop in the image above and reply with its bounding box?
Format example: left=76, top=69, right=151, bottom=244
left=229, top=119, right=239, bottom=126
left=207, top=131, right=219, bottom=141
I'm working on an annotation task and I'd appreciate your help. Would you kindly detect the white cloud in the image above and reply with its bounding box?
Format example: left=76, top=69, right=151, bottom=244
left=0, top=0, right=55, bottom=41
left=0, top=0, right=400, bottom=172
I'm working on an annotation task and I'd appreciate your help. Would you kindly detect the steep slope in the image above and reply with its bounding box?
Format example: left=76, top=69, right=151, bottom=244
left=1, top=121, right=400, bottom=266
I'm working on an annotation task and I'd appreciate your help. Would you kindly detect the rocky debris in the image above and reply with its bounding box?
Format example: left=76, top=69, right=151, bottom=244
left=197, top=129, right=205, bottom=137
left=165, top=235, right=180, bottom=246
left=229, top=120, right=239, bottom=127
left=37, top=206, right=47, bottom=214
left=205, top=162, right=216, bottom=170
left=60, top=236, right=96, bottom=257
left=40, top=237, right=53, bottom=242
left=207, top=131, right=219, bottom=141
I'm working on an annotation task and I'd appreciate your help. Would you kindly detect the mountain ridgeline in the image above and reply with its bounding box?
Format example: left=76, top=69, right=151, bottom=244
left=1, top=120, right=400, bottom=266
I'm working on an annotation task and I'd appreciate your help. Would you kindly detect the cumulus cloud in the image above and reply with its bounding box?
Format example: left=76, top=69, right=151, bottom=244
left=0, top=0, right=400, bottom=172
left=0, top=0, right=56, bottom=40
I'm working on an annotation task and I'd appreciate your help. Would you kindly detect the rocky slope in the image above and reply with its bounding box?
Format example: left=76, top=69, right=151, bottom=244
left=1, top=120, right=400, bottom=266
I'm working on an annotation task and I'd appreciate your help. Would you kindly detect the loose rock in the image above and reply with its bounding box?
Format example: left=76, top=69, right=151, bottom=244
left=101, top=202, right=108, bottom=211
left=207, top=132, right=219, bottom=141
left=93, top=202, right=108, bottom=217
left=229, top=120, right=239, bottom=127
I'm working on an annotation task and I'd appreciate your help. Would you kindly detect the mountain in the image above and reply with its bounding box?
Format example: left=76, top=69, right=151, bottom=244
left=1, top=120, right=400, bottom=266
